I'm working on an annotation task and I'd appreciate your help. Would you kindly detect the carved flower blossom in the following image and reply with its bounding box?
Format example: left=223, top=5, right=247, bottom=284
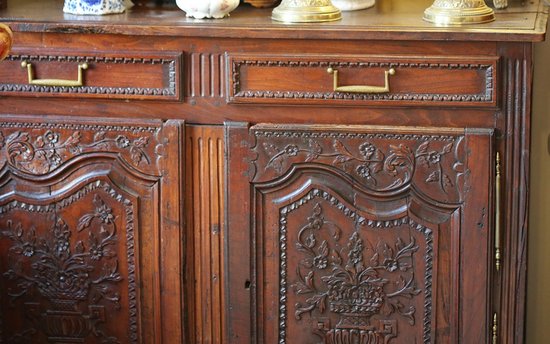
left=115, top=135, right=131, bottom=148
left=284, top=144, right=299, bottom=156
left=313, top=255, right=328, bottom=270
left=356, top=164, right=372, bottom=179
left=21, top=242, right=35, bottom=257
left=359, top=142, right=376, bottom=159
left=89, top=242, right=104, bottom=261
left=98, top=204, right=115, bottom=224
left=44, top=131, right=60, bottom=145
left=383, top=257, right=399, bottom=272
left=427, top=152, right=441, bottom=164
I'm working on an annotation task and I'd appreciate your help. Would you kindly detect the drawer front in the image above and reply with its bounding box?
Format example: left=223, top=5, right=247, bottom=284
left=0, top=50, right=182, bottom=100
left=228, top=54, right=498, bottom=107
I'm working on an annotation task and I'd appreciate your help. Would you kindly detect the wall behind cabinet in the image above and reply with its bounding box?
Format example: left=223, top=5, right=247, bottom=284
left=527, top=36, right=550, bottom=344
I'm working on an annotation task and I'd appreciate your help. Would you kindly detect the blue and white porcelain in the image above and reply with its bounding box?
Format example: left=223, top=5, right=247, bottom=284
left=63, top=0, right=134, bottom=15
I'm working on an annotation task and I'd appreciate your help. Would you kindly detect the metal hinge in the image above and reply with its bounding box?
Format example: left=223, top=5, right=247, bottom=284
left=495, top=153, right=501, bottom=272
left=493, top=312, right=498, bottom=344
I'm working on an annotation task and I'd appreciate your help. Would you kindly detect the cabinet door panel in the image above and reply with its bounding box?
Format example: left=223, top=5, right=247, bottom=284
left=0, top=117, right=185, bottom=343
left=226, top=124, right=493, bottom=344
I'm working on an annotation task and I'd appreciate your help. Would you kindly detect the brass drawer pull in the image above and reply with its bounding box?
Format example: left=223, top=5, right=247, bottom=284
left=327, top=67, right=395, bottom=94
left=21, top=61, right=88, bottom=87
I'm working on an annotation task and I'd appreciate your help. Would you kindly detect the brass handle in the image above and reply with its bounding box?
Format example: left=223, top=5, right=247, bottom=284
left=327, top=67, right=395, bottom=94
left=21, top=61, right=88, bottom=87
left=0, top=23, right=13, bottom=61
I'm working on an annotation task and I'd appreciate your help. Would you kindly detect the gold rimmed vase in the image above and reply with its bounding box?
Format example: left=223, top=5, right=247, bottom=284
left=272, top=0, right=342, bottom=23
left=423, top=0, right=495, bottom=25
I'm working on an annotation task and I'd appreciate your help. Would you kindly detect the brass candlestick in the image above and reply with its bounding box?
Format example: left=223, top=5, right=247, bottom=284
left=272, top=0, right=342, bottom=23
left=424, top=0, right=495, bottom=25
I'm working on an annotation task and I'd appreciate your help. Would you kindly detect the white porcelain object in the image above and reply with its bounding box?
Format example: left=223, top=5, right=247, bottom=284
left=176, top=0, right=240, bottom=19
left=332, top=0, right=374, bottom=11
left=63, top=0, right=134, bottom=15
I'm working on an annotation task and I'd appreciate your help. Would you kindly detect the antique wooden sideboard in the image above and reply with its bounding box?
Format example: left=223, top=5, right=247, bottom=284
left=0, top=0, right=548, bottom=343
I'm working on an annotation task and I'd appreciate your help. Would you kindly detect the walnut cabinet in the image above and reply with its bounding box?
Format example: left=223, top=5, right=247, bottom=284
left=0, top=1, right=548, bottom=343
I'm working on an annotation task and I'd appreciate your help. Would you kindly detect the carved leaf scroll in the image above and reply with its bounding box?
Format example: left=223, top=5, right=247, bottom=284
left=254, top=131, right=460, bottom=197
left=0, top=122, right=162, bottom=176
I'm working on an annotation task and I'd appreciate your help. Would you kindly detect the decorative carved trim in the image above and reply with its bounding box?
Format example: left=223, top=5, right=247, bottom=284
left=253, top=130, right=461, bottom=195
left=254, top=130, right=457, bottom=141
left=0, top=180, right=138, bottom=343
left=0, top=122, right=162, bottom=175
left=2, top=54, right=177, bottom=97
left=278, top=188, right=433, bottom=344
left=0, top=121, right=160, bottom=133
left=232, top=59, right=494, bottom=103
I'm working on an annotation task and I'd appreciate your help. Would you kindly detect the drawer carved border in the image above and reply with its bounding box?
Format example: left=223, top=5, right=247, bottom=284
left=230, top=59, right=494, bottom=103
left=1, top=54, right=178, bottom=98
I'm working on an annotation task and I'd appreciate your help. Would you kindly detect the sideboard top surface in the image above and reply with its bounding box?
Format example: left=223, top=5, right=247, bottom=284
left=0, top=0, right=547, bottom=42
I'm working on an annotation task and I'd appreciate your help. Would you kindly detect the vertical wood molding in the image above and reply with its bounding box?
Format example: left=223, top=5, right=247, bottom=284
left=186, top=125, right=225, bottom=343
left=189, top=53, right=225, bottom=98
left=499, top=43, right=532, bottom=344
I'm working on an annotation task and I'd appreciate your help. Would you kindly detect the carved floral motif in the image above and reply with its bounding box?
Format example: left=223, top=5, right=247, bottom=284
left=289, top=203, right=419, bottom=343
left=261, top=137, right=455, bottom=193
left=0, top=129, right=151, bottom=174
left=0, top=188, right=133, bottom=343
left=278, top=189, right=434, bottom=344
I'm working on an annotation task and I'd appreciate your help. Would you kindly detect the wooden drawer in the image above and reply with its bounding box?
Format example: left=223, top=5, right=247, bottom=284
left=227, top=54, right=498, bottom=107
left=0, top=50, right=182, bottom=100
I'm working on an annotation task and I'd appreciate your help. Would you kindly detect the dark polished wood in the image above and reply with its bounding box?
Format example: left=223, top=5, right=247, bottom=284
left=0, top=0, right=547, bottom=343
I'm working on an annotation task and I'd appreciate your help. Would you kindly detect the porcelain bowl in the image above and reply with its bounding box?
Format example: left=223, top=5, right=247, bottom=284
left=332, top=0, right=375, bottom=11
left=63, top=0, right=133, bottom=15
left=176, top=0, right=240, bottom=19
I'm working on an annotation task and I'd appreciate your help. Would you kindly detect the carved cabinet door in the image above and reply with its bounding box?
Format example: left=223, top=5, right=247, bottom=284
left=226, top=123, right=494, bottom=344
left=0, top=117, right=185, bottom=343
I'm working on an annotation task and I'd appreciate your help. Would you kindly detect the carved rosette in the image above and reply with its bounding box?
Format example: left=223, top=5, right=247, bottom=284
left=0, top=181, right=137, bottom=343
left=251, top=128, right=466, bottom=203
left=0, top=122, right=164, bottom=176
left=278, top=189, right=433, bottom=343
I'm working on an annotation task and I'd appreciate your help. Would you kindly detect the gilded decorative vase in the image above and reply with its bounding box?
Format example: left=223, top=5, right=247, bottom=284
left=424, top=0, right=495, bottom=25
left=331, top=0, right=374, bottom=11
left=272, top=0, right=342, bottom=22
left=176, top=0, right=240, bottom=18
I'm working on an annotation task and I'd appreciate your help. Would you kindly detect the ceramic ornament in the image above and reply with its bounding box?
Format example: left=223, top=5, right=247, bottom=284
left=63, top=0, right=134, bottom=15
left=331, top=0, right=375, bottom=11
left=175, top=0, right=240, bottom=19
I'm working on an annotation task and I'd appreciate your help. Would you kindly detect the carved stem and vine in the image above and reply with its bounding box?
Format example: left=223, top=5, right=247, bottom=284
left=262, top=138, right=455, bottom=193
left=0, top=129, right=151, bottom=175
